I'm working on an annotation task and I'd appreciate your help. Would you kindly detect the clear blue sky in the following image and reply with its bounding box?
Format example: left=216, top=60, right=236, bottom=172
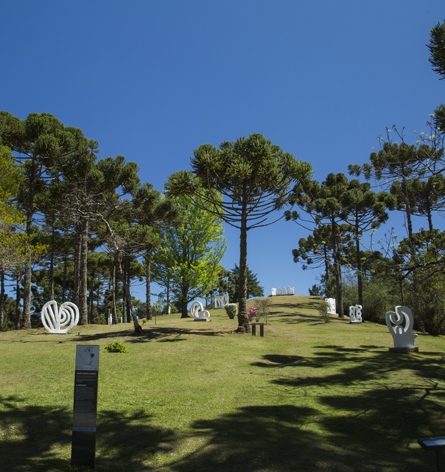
left=1, top=1, right=444, bottom=302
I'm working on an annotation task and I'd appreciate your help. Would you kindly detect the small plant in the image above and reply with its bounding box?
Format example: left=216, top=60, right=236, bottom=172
left=104, top=341, right=127, bottom=353
left=224, top=303, right=237, bottom=319
left=254, top=298, right=273, bottom=324
left=140, top=318, right=148, bottom=325
left=247, top=306, right=258, bottom=321
left=318, top=299, right=331, bottom=323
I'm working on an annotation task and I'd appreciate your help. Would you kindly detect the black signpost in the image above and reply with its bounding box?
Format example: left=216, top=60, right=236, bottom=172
left=71, top=345, right=99, bottom=468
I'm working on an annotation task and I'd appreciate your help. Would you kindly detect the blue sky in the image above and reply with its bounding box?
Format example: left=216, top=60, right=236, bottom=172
left=1, top=1, right=445, bottom=302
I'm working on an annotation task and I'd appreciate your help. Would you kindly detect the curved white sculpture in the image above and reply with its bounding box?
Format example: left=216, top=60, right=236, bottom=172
left=386, top=306, right=418, bottom=348
left=190, top=301, right=211, bottom=321
left=349, top=305, right=362, bottom=323
left=41, top=300, right=79, bottom=334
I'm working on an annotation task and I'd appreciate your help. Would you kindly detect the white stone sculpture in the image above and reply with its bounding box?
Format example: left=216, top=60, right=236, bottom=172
left=214, top=292, right=230, bottom=309
left=349, top=305, right=362, bottom=323
left=271, top=286, right=294, bottom=296
left=325, top=298, right=336, bottom=315
left=41, top=300, right=79, bottom=334
left=386, top=306, right=418, bottom=349
left=108, top=313, right=112, bottom=325
left=190, top=301, right=211, bottom=321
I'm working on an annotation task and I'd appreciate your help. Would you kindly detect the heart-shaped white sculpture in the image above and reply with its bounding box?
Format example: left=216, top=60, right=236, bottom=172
left=41, top=300, right=79, bottom=334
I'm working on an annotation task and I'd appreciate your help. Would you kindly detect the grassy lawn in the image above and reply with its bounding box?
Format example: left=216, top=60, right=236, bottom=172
left=1, top=295, right=445, bottom=471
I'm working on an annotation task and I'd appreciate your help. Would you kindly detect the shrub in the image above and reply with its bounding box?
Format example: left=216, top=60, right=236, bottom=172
left=317, top=299, right=331, bottom=323
left=224, top=303, right=237, bottom=319
left=247, top=306, right=258, bottom=321
left=253, top=298, right=272, bottom=324
left=104, top=341, right=126, bottom=353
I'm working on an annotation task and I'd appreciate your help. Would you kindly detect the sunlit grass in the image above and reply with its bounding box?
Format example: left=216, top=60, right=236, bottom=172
left=1, top=295, right=444, bottom=471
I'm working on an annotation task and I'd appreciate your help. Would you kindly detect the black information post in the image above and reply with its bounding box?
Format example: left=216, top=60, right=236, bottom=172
left=71, top=345, right=100, bottom=468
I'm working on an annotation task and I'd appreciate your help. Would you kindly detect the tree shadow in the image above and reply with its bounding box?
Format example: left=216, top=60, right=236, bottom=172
left=170, top=405, right=324, bottom=472
left=0, top=395, right=177, bottom=472
left=246, top=348, right=445, bottom=470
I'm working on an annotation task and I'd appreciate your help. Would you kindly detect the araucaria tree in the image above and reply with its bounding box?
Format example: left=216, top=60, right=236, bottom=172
left=167, top=133, right=312, bottom=332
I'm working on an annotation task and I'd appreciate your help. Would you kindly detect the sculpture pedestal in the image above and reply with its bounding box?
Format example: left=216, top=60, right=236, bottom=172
left=194, top=318, right=210, bottom=322
left=389, top=347, right=419, bottom=353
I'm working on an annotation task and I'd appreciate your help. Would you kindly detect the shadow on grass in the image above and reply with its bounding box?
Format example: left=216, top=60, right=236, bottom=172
left=0, top=395, right=177, bottom=472
left=0, top=391, right=435, bottom=472
left=247, top=347, right=445, bottom=471
left=63, top=327, right=228, bottom=345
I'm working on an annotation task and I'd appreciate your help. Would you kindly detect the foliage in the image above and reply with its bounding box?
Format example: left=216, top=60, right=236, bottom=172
left=428, top=19, right=445, bottom=133
left=253, top=297, right=272, bottom=324
left=405, top=271, right=445, bottom=335
left=224, top=303, right=237, bottom=319
left=342, top=274, right=398, bottom=323
left=247, top=306, right=258, bottom=321
left=104, top=341, right=126, bottom=353
left=317, top=298, right=331, bottom=323
left=228, top=264, right=264, bottom=303
left=152, top=191, right=227, bottom=318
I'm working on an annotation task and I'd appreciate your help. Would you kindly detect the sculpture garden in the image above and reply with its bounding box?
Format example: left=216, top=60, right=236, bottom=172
left=0, top=295, right=444, bottom=472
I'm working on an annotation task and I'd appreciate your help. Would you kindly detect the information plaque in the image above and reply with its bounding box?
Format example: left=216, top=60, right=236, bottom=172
left=71, top=345, right=99, bottom=468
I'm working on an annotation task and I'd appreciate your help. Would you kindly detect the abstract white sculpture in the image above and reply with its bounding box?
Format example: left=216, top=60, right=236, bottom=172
left=325, top=298, right=336, bottom=315
left=271, top=287, right=294, bottom=296
left=41, top=300, right=79, bottom=334
left=349, top=305, right=362, bottom=323
left=386, top=306, right=418, bottom=349
left=190, top=301, right=211, bottom=321
left=108, top=313, right=112, bottom=325
left=214, top=292, right=230, bottom=309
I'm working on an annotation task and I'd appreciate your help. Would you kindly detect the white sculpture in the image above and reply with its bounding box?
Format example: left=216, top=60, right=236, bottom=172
left=41, top=300, right=79, bottom=334
left=349, top=305, right=362, bottom=323
left=386, top=306, right=418, bottom=349
left=271, top=286, right=294, bottom=296
left=214, top=292, right=230, bottom=309
left=325, top=298, right=336, bottom=315
left=190, top=301, right=211, bottom=321
left=108, top=313, right=112, bottom=325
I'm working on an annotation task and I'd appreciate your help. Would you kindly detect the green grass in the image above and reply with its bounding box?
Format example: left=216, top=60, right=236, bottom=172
left=1, top=295, right=445, bottom=471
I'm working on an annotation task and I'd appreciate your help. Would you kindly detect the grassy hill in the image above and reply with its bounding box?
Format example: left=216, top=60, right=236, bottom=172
left=0, top=295, right=444, bottom=471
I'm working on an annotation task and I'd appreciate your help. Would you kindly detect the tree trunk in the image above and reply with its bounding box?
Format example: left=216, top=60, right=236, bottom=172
left=89, top=271, right=94, bottom=324
left=73, top=235, right=81, bottom=307
left=79, top=218, right=89, bottom=325
left=99, top=216, right=142, bottom=334
left=237, top=189, right=250, bottom=333
left=15, top=271, right=21, bottom=330
left=112, top=262, right=118, bottom=324
left=22, top=159, right=36, bottom=330
left=181, top=299, right=189, bottom=318
left=62, top=254, right=67, bottom=303
left=355, top=216, right=363, bottom=320
left=115, top=252, right=142, bottom=334
left=22, top=256, right=32, bottom=329
left=48, top=226, right=55, bottom=301
left=332, top=218, right=344, bottom=318
left=126, top=257, right=131, bottom=323
left=145, top=252, right=153, bottom=320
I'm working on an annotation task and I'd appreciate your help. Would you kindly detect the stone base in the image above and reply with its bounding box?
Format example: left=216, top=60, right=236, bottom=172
left=194, top=318, right=211, bottom=322
left=389, top=347, right=419, bottom=353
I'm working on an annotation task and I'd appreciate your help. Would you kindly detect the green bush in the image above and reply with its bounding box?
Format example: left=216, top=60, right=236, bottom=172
left=104, top=341, right=126, bottom=353
left=224, top=303, right=237, bottom=319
